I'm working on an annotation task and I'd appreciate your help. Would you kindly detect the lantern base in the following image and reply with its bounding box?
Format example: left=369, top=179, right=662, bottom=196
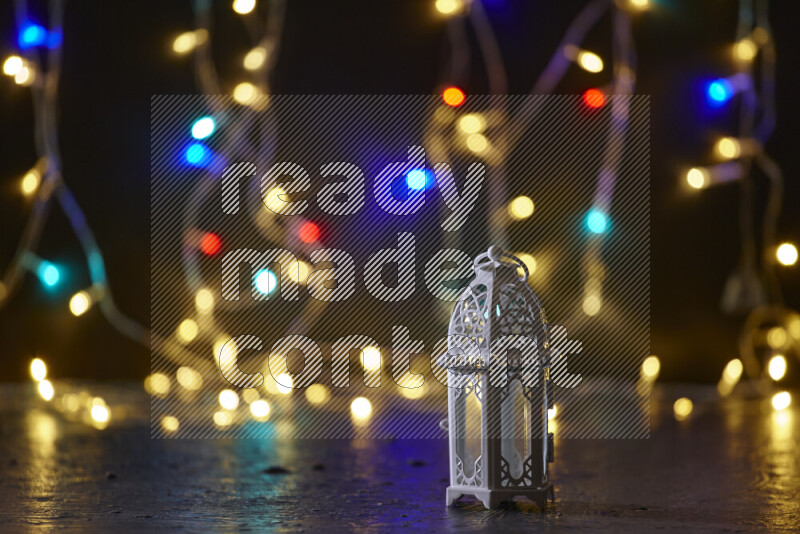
left=446, top=484, right=554, bottom=510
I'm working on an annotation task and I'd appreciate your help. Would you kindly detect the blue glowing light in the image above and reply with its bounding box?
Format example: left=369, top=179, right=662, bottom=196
left=37, top=262, right=60, bottom=287
left=185, top=143, right=209, bottom=166
left=191, top=117, right=215, bottom=139
left=18, top=22, right=47, bottom=49
left=586, top=209, right=609, bottom=234
left=406, top=169, right=433, bottom=191
left=46, top=28, right=63, bottom=49
left=707, top=79, right=733, bottom=106
left=255, top=269, right=277, bottom=294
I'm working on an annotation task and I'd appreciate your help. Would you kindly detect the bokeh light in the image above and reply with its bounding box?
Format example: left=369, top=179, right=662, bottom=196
left=686, top=167, right=709, bottom=189
left=508, top=196, right=534, bottom=220
left=707, top=79, right=734, bottom=106
left=219, top=390, right=240, bottom=410
left=3, top=56, right=23, bottom=76
left=250, top=399, right=271, bottom=419
left=361, top=346, right=382, bottom=371
left=21, top=170, right=40, bottom=196
left=177, top=366, right=203, bottom=390
left=30, top=358, right=47, bottom=382
left=458, top=113, right=485, bottom=134
left=255, top=269, right=277, bottom=294
left=351, top=397, right=373, bottom=420
left=771, top=391, right=791, bottom=411
left=69, top=291, right=92, bottom=316
left=195, top=288, right=214, bottom=314
left=776, top=243, right=798, bottom=266
left=298, top=221, right=320, bottom=243
left=232, top=0, right=256, bottom=15
left=673, top=397, right=693, bottom=420
left=243, top=46, right=268, bottom=70
left=767, top=355, right=787, bottom=381
left=38, top=379, right=55, bottom=401
left=576, top=51, right=603, bottom=73
left=583, top=88, right=605, bottom=108
left=442, top=86, right=465, bottom=107
left=641, top=355, right=661, bottom=381
left=586, top=209, right=609, bottom=234
left=176, top=318, right=199, bottom=343
left=305, top=384, right=330, bottom=405
left=191, top=117, right=215, bottom=139
left=199, top=232, right=222, bottom=256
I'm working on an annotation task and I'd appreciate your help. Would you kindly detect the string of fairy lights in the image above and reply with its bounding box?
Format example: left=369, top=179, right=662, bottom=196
left=2, top=0, right=797, bottom=433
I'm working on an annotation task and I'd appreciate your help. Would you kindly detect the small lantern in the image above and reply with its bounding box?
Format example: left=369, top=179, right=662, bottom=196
left=440, top=246, right=554, bottom=509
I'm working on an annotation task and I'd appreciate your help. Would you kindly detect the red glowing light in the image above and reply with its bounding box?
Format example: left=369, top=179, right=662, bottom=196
left=583, top=89, right=605, bottom=109
left=200, top=232, right=222, bottom=255
left=298, top=222, right=320, bottom=244
left=442, top=87, right=466, bottom=107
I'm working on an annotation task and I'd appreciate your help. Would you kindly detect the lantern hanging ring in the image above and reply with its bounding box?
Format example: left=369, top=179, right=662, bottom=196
left=473, top=245, right=529, bottom=282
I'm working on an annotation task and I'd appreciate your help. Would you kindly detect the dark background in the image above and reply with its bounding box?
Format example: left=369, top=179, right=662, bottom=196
left=1, top=0, right=798, bottom=382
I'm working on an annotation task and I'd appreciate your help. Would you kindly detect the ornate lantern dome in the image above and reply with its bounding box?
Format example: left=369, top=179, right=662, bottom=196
left=442, top=245, right=554, bottom=510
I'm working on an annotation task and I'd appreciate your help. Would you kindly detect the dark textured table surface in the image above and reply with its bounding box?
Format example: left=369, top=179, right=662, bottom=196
left=1, top=382, right=798, bottom=532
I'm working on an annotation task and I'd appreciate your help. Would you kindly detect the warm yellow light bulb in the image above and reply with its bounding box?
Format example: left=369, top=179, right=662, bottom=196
left=351, top=397, right=372, bottom=420
left=172, top=30, right=207, bottom=54
left=14, top=66, right=34, bottom=86
left=715, top=137, right=740, bottom=160
left=767, top=327, right=787, bottom=349
left=275, top=373, right=294, bottom=394
left=582, top=295, right=601, bottom=316
left=144, top=373, right=170, bottom=396
left=38, top=379, right=55, bottom=401
left=547, top=405, right=558, bottom=420
left=776, top=243, right=798, bottom=266
left=176, top=366, right=203, bottom=390
left=686, top=167, right=709, bottom=189
left=91, top=403, right=110, bottom=423
left=435, top=0, right=463, bottom=15
left=219, top=389, right=240, bottom=410
left=195, top=288, right=214, bottom=314
left=21, top=170, right=40, bottom=196
left=723, top=358, right=743, bottom=383
left=628, top=0, right=649, bottom=10
left=398, top=372, right=425, bottom=400
left=465, top=133, right=489, bottom=153
left=161, top=416, right=180, bottom=433
left=768, top=355, right=787, bottom=381
left=214, top=411, right=233, bottom=427
left=263, top=186, right=287, bottom=213
left=771, top=391, right=791, bottom=411
left=232, top=0, right=256, bottom=14
left=641, top=355, right=661, bottom=381
left=250, top=399, right=270, bottom=419
left=361, top=346, right=382, bottom=371
left=286, top=260, right=311, bottom=285
left=673, top=397, right=693, bottom=420
left=508, top=196, right=534, bottom=220
left=243, top=46, right=268, bottom=70
left=176, top=318, right=199, bottom=343
left=577, top=51, right=604, bottom=73
left=31, top=358, right=47, bottom=382
left=69, top=291, right=92, bottom=317
left=233, top=82, right=259, bottom=105
left=458, top=113, right=485, bottom=134
left=3, top=55, right=23, bottom=76
left=305, top=384, right=330, bottom=405
left=733, top=38, right=758, bottom=62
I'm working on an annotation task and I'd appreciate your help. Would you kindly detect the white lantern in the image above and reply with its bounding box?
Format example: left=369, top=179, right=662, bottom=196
left=440, top=246, right=554, bottom=509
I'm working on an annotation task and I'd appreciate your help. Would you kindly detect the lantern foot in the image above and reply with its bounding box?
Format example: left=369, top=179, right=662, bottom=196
left=446, top=485, right=555, bottom=510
